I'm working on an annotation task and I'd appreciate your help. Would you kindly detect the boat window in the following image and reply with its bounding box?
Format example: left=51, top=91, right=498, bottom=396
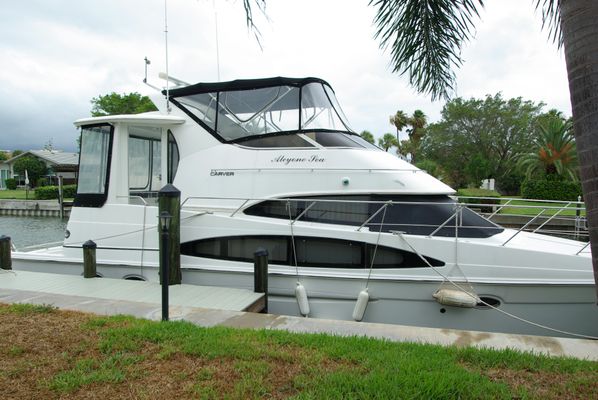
left=167, top=130, right=179, bottom=183
left=74, top=124, right=113, bottom=207
left=303, top=131, right=364, bottom=148
left=181, top=235, right=444, bottom=268
left=245, top=195, right=503, bottom=238
left=170, top=80, right=358, bottom=144
left=301, top=83, right=350, bottom=131
left=236, top=133, right=315, bottom=148
left=128, top=126, right=162, bottom=194
left=295, top=237, right=362, bottom=268
left=176, top=92, right=217, bottom=131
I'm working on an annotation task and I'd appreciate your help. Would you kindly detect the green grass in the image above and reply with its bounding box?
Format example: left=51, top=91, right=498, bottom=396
left=2, top=304, right=596, bottom=399
left=497, top=197, right=585, bottom=217
left=0, top=189, right=33, bottom=200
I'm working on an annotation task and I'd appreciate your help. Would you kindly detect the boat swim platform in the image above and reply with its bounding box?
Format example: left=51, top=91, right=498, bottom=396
left=1, top=270, right=597, bottom=362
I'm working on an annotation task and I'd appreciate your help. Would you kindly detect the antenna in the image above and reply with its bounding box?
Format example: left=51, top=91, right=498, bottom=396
left=143, top=57, right=150, bottom=83
left=213, top=0, right=221, bottom=81
left=164, top=0, right=171, bottom=113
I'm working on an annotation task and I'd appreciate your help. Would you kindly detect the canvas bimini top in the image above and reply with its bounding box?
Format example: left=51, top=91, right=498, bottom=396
left=164, top=77, right=371, bottom=148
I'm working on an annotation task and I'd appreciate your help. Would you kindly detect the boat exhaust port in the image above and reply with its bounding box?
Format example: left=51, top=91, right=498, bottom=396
left=433, top=289, right=479, bottom=308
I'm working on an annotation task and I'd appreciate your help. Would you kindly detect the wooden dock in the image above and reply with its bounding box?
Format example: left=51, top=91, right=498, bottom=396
left=0, top=270, right=265, bottom=313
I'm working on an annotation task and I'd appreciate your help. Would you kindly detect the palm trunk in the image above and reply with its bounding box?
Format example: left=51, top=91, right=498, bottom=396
left=561, top=0, right=598, bottom=300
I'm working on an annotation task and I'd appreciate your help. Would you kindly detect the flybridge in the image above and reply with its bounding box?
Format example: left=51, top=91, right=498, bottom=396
left=163, top=76, right=359, bottom=144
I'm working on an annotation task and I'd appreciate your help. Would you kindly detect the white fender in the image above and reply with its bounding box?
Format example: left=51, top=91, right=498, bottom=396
left=352, top=289, right=369, bottom=321
left=295, top=282, right=310, bottom=317
left=433, top=289, right=479, bottom=308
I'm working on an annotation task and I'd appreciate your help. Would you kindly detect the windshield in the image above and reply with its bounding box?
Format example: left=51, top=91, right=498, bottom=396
left=171, top=80, right=354, bottom=142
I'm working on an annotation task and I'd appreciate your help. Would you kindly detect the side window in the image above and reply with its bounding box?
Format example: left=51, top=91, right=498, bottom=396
left=167, top=130, right=179, bottom=184
left=74, top=124, right=113, bottom=207
left=128, top=126, right=162, bottom=196
left=180, top=236, right=444, bottom=268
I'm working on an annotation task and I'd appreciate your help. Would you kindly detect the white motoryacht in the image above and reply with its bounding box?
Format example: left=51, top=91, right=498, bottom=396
left=11, top=77, right=598, bottom=338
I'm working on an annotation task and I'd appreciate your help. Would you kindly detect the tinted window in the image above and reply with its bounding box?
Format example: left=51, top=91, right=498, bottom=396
left=167, top=130, right=179, bottom=183
left=245, top=195, right=503, bottom=238
left=181, top=235, right=444, bottom=268
left=303, top=131, right=364, bottom=148
left=237, top=134, right=314, bottom=148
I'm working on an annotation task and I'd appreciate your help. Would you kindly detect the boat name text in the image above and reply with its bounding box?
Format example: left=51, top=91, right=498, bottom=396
left=271, top=155, right=325, bottom=165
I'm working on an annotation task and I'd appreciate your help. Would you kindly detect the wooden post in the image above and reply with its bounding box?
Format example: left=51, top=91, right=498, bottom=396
left=58, top=175, right=64, bottom=219
left=83, top=240, right=97, bottom=278
left=0, top=235, right=12, bottom=270
left=253, top=248, right=268, bottom=313
left=158, top=184, right=181, bottom=284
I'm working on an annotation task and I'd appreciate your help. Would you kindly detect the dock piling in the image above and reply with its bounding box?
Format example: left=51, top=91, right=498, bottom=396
left=0, top=235, right=12, bottom=270
left=82, top=240, right=97, bottom=278
left=158, top=184, right=181, bottom=285
left=253, top=248, right=268, bottom=313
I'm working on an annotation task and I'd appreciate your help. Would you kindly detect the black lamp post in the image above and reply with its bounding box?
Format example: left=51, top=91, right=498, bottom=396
left=159, top=211, right=172, bottom=321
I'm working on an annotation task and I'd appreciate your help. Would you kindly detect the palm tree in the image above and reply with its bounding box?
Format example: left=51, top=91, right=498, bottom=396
left=389, top=110, right=409, bottom=143
left=360, top=130, right=376, bottom=145
left=378, top=133, right=399, bottom=151
left=518, top=118, right=578, bottom=181
left=369, top=0, right=598, bottom=296
left=405, top=109, right=427, bottom=163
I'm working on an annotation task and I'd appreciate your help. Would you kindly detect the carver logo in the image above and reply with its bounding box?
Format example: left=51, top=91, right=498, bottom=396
left=210, top=170, right=234, bottom=177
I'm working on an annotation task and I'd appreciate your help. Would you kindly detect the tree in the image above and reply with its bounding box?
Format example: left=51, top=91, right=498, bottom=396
left=518, top=117, right=578, bottom=181
left=403, top=109, right=428, bottom=163
left=360, top=130, right=376, bottom=144
left=13, top=156, right=47, bottom=188
left=91, top=92, right=157, bottom=117
left=420, top=94, right=543, bottom=189
left=11, top=150, right=23, bottom=157
left=368, top=0, right=598, bottom=296
left=378, top=133, right=398, bottom=151
left=389, top=110, right=408, bottom=143
left=0, top=151, right=8, bottom=161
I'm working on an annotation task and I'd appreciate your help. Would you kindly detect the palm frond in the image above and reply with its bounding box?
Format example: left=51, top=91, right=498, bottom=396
left=534, top=0, right=562, bottom=47
left=242, top=0, right=267, bottom=50
left=369, top=0, right=484, bottom=100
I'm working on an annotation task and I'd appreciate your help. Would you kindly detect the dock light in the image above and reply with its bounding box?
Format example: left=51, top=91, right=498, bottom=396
left=159, top=211, right=172, bottom=232
left=159, top=211, right=172, bottom=321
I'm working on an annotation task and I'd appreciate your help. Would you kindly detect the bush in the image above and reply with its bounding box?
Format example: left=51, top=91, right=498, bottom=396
left=5, top=178, right=17, bottom=190
left=521, top=177, right=582, bottom=201
left=456, top=188, right=501, bottom=212
left=34, top=184, right=77, bottom=200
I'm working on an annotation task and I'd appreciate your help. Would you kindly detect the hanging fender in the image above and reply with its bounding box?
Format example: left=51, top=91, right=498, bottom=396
left=433, top=289, right=479, bottom=308
left=352, top=289, right=370, bottom=321
left=295, top=282, right=310, bottom=317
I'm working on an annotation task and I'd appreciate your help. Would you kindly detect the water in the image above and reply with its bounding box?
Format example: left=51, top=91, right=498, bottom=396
left=0, top=215, right=67, bottom=249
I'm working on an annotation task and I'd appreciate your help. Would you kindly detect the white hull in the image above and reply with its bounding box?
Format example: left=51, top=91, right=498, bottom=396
left=12, top=246, right=598, bottom=338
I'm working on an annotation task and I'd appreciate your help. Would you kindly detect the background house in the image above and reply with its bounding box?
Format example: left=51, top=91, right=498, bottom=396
left=1, top=150, right=79, bottom=189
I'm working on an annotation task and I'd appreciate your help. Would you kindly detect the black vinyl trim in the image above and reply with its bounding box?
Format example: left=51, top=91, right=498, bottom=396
left=165, top=77, right=331, bottom=97
left=73, top=124, right=114, bottom=208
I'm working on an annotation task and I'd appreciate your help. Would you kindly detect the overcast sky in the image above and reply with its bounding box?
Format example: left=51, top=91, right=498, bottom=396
left=0, top=0, right=570, bottom=152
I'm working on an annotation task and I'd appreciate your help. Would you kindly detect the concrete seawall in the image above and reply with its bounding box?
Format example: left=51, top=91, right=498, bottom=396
left=0, top=199, right=70, bottom=217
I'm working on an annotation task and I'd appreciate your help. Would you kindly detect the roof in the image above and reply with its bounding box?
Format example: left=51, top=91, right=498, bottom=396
left=5, top=150, right=79, bottom=167
left=74, top=113, right=186, bottom=127
left=165, top=76, right=331, bottom=97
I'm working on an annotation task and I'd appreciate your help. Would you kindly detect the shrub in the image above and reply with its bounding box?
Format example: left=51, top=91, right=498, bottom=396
left=5, top=178, right=17, bottom=190
left=521, top=177, right=582, bottom=201
left=34, top=184, right=77, bottom=200
left=456, top=188, right=501, bottom=212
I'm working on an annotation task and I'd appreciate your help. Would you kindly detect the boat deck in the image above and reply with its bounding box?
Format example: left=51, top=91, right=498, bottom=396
left=0, top=270, right=265, bottom=313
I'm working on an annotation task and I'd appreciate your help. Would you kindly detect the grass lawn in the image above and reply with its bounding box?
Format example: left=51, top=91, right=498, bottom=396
left=1, top=303, right=596, bottom=399
left=497, top=197, right=585, bottom=217
left=0, top=189, right=34, bottom=200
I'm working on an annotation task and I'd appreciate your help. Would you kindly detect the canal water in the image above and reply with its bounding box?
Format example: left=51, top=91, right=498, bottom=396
left=0, top=215, right=67, bottom=249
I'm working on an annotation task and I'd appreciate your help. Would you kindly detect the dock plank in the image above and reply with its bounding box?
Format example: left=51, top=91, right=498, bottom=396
left=0, top=270, right=264, bottom=312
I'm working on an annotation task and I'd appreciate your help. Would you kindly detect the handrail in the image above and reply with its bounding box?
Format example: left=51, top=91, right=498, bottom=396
left=357, top=201, right=392, bottom=231
left=533, top=201, right=571, bottom=233
left=502, top=209, right=547, bottom=246
left=292, top=201, right=317, bottom=225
